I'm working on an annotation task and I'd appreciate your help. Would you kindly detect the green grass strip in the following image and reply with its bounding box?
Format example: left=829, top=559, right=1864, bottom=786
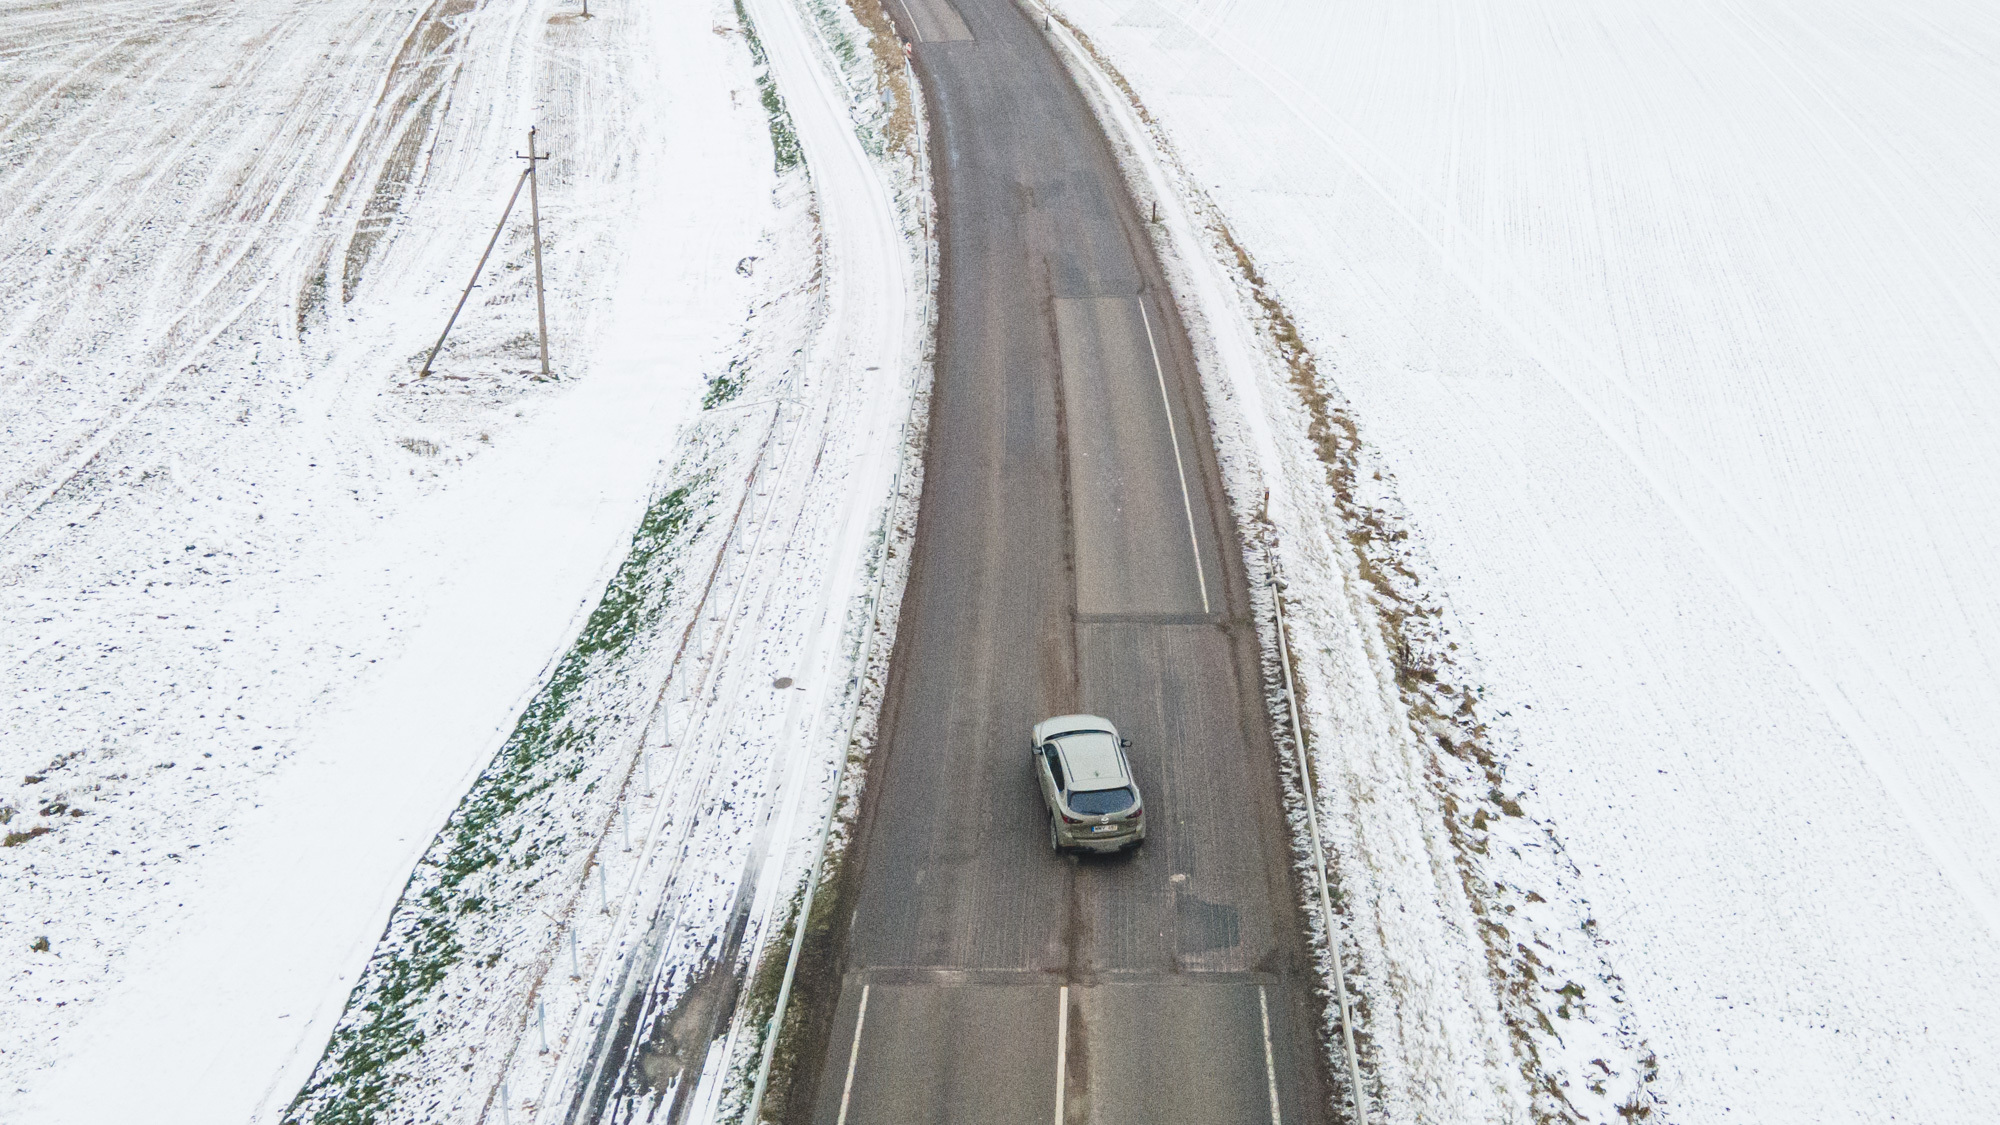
left=287, top=475, right=711, bottom=1125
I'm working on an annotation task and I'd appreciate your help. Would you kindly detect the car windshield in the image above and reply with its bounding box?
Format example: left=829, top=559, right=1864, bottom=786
left=1067, top=786, right=1135, bottom=815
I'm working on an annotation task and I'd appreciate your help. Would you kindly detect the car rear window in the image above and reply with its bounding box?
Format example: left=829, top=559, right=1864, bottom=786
left=1068, top=787, right=1135, bottom=815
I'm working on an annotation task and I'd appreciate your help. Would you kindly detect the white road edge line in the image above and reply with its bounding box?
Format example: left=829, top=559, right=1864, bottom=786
left=835, top=983, right=871, bottom=1125
left=1054, top=984, right=1070, bottom=1125
left=1258, top=985, right=1283, bottom=1125
left=893, top=0, right=924, bottom=43
left=1137, top=297, right=1211, bottom=613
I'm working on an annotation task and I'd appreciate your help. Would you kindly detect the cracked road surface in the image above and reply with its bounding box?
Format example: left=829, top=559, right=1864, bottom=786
left=788, top=0, right=1340, bottom=1122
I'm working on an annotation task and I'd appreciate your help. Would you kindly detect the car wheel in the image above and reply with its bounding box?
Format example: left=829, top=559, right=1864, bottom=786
left=1049, top=812, right=1063, bottom=854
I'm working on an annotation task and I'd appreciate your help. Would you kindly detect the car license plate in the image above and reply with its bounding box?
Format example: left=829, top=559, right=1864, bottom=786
left=1092, top=825, right=1117, bottom=833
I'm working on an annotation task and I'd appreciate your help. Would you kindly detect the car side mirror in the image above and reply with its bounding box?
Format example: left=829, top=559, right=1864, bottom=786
left=1120, top=738, right=1132, bottom=748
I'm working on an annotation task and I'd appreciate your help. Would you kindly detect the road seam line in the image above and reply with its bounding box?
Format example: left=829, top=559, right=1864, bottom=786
left=836, top=983, right=871, bottom=1125
left=1137, top=297, right=1211, bottom=613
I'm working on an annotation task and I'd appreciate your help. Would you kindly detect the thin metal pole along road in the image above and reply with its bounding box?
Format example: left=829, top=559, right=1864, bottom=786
left=1269, top=546, right=1372, bottom=1124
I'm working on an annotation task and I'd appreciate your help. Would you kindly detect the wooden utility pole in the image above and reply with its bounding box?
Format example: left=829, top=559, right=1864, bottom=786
left=520, top=126, right=552, bottom=380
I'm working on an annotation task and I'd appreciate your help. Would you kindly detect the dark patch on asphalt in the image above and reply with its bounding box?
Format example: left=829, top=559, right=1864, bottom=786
left=1175, top=892, right=1241, bottom=955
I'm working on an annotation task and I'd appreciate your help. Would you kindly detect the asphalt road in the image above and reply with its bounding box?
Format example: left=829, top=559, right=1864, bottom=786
left=790, top=0, right=1337, bottom=1122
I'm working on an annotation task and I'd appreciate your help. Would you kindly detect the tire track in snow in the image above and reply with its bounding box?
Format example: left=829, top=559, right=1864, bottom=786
left=0, top=0, right=458, bottom=539
left=513, top=0, right=920, bottom=1116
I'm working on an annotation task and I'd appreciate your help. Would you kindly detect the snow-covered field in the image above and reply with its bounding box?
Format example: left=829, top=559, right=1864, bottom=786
left=10, top=0, right=1997, bottom=1121
left=0, top=0, right=921, bottom=1117
left=1051, top=0, right=2000, bottom=1121
left=278, top=0, right=928, bottom=1118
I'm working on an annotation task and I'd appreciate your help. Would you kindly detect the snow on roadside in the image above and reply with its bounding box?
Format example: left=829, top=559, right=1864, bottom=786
left=1, top=0, right=792, bottom=1118
left=276, top=0, right=929, bottom=1119
left=1047, top=0, right=2000, bottom=1122
left=282, top=174, right=828, bottom=1125
left=685, top=0, right=931, bottom=1118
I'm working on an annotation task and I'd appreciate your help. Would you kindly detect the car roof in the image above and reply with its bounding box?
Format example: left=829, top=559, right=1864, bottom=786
left=1053, top=731, right=1128, bottom=791
left=1034, top=713, right=1116, bottom=742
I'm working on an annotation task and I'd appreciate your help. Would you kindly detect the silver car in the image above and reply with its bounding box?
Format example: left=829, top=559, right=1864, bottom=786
left=1032, top=714, right=1146, bottom=853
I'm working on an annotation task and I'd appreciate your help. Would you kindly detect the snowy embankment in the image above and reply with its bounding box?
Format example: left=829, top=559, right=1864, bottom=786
left=1, top=0, right=921, bottom=1119
left=283, top=0, right=926, bottom=1121
left=1050, top=0, right=2000, bottom=1122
